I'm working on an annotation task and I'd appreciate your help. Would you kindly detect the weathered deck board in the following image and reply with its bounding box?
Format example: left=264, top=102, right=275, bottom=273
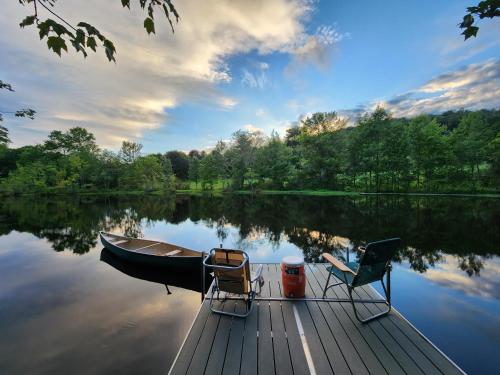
left=169, top=263, right=465, bottom=375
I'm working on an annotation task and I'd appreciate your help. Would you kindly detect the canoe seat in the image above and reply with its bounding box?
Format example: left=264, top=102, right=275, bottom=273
left=162, top=249, right=182, bottom=257
left=113, top=240, right=129, bottom=245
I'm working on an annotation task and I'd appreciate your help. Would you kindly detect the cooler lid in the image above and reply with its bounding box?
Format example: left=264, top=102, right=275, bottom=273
left=282, top=255, right=304, bottom=266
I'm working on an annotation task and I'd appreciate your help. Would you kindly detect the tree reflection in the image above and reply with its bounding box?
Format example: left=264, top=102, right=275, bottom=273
left=0, top=193, right=498, bottom=276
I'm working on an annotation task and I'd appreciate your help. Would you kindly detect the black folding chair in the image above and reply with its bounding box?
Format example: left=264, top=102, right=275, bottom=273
left=322, top=238, right=401, bottom=323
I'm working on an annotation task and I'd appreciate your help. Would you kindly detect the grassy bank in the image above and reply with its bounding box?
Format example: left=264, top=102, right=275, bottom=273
left=1, top=186, right=499, bottom=198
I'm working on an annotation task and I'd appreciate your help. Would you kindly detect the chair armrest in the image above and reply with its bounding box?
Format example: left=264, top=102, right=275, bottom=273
left=322, top=253, right=357, bottom=275
left=251, top=264, right=263, bottom=282
left=357, top=246, right=366, bottom=254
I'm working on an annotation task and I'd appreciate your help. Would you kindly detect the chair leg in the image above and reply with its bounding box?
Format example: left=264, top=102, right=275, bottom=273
left=348, top=273, right=392, bottom=324
left=209, top=289, right=256, bottom=318
left=322, top=270, right=344, bottom=298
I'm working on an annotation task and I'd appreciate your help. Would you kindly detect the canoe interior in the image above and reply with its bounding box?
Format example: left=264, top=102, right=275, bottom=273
left=101, top=232, right=202, bottom=257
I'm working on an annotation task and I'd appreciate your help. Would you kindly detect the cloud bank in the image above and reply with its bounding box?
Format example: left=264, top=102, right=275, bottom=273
left=0, top=0, right=319, bottom=148
left=339, top=59, right=500, bottom=123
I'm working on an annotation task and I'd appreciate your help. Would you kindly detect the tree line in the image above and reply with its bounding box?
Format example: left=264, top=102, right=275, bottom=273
left=191, top=108, right=500, bottom=193
left=0, top=127, right=176, bottom=193
left=0, top=108, right=499, bottom=194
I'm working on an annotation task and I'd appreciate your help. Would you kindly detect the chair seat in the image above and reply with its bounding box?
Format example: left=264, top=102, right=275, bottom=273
left=326, top=261, right=359, bottom=286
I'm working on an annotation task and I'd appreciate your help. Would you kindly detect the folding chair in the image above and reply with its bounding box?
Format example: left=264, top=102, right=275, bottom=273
left=322, top=238, right=401, bottom=323
left=203, top=248, right=263, bottom=318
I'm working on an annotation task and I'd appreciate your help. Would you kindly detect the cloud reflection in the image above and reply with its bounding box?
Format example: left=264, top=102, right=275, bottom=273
left=421, top=254, right=500, bottom=300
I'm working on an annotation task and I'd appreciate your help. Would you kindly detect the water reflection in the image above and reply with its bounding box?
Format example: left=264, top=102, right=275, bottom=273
left=1, top=194, right=499, bottom=374
left=100, top=248, right=211, bottom=296
left=0, top=231, right=201, bottom=375
left=1, top=194, right=498, bottom=277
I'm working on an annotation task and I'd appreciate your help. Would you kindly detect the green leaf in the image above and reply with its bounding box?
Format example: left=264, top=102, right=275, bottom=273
left=103, top=39, right=116, bottom=62
left=121, top=0, right=130, bottom=9
left=144, top=17, right=155, bottom=35
left=47, top=36, right=67, bottom=56
left=71, top=40, right=87, bottom=58
left=19, top=15, right=36, bottom=28
left=75, top=29, right=85, bottom=45
left=86, top=36, right=97, bottom=52
left=38, top=21, right=50, bottom=39
left=162, top=4, right=175, bottom=33
left=0, top=80, right=14, bottom=92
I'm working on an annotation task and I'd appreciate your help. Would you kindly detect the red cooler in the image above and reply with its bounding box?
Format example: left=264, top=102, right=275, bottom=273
left=281, top=256, right=306, bottom=298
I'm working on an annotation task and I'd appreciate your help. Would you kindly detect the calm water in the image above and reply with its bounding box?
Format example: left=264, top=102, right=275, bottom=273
left=0, top=194, right=499, bottom=374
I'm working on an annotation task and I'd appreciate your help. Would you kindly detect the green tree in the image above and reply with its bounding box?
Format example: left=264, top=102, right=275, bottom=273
left=254, top=131, right=292, bottom=189
left=188, top=157, right=200, bottom=187
left=227, top=130, right=263, bottom=189
left=165, top=150, right=189, bottom=179
left=119, top=141, right=142, bottom=163
left=120, top=155, right=169, bottom=191
left=450, top=112, right=489, bottom=182
left=486, top=132, right=500, bottom=184
left=350, top=107, right=391, bottom=191
left=296, top=113, right=348, bottom=188
left=408, top=116, right=450, bottom=191
left=44, top=127, right=98, bottom=155
left=380, top=120, right=411, bottom=191
left=199, top=153, right=219, bottom=190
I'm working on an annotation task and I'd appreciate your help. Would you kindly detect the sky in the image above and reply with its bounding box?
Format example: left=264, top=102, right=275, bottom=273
left=1, top=0, right=499, bottom=153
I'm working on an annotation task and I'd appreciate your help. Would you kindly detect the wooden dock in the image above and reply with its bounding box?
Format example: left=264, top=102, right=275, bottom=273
left=169, top=263, right=465, bottom=375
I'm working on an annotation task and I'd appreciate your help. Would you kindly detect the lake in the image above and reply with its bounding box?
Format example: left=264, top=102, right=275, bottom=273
left=0, top=194, right=499, bottom=374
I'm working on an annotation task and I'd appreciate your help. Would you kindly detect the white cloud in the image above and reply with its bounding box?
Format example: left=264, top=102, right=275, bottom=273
left=241, top=68, right=268, bottom=89
left=256, top=108, right=267, bottom=117
left=1, top=0, right=316, bottom=148
left=386, top=60, right=500, bottom=117
left=343, top=60, right=500, bottom=120
left=286, top=24, right=349, bottom=72
left=243, top=124, right=264, bottom=133
left=259, top=62, right=270, bottom=70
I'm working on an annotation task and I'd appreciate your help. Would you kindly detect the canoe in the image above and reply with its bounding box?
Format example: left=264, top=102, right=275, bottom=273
left=100, top=248, right=211, bottom=293
left=99, top=231, right=204, bottom=269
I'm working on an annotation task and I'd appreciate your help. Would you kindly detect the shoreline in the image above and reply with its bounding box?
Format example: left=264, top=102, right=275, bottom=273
left=1, top=189, right=499, bottom=198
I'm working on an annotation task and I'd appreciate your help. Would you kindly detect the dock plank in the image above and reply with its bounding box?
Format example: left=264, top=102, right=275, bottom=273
left=222, top=301, right=247, bottom=375
left=312, top=264, right=412, bottom=375
left=270, top=301, right=293, bottom=375
left=303, top=271, right=351, bottom=374
left=240, top=300, right=258, bottom=375
left=204, top=300, right=236, bottom=375
left=169, top=302, right=211, bottom=375
left=169, top=263, right=465, bottom=375
left=185, top=301, right=223, bottom=375
left=307, top=264, right=388, bottom=375
left=280, top=302, right=310, bottom=375
left=258, top=300, right=275, bottom=375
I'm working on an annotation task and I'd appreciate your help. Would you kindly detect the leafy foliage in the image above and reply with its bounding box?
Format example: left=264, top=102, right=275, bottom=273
left=0, top=127, right=174, bottom=193
left=0, top=110, right=499, bottom=195
left=17, top=0, right=179, bottom=62
left=185, top=109, right=500, bottom=194
left=460, top=0, right=500, bottom=40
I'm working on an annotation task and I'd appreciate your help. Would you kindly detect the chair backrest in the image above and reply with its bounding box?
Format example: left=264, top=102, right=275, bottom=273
left=352, top=238, right=401, bottom=287
left=212, top=248, right=250, bottom=294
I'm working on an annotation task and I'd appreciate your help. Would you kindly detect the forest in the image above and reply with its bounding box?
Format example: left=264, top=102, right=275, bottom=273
left=0, top=107, right=499, bottom=194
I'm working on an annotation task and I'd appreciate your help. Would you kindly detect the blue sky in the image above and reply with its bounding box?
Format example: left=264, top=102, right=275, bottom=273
left=1, top=0, right=499, bottom=152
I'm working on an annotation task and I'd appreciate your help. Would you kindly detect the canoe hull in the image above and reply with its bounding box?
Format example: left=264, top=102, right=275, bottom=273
left=100, top=232, right=203, bottom=269
left=100, top=248, right=210, bottom=292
